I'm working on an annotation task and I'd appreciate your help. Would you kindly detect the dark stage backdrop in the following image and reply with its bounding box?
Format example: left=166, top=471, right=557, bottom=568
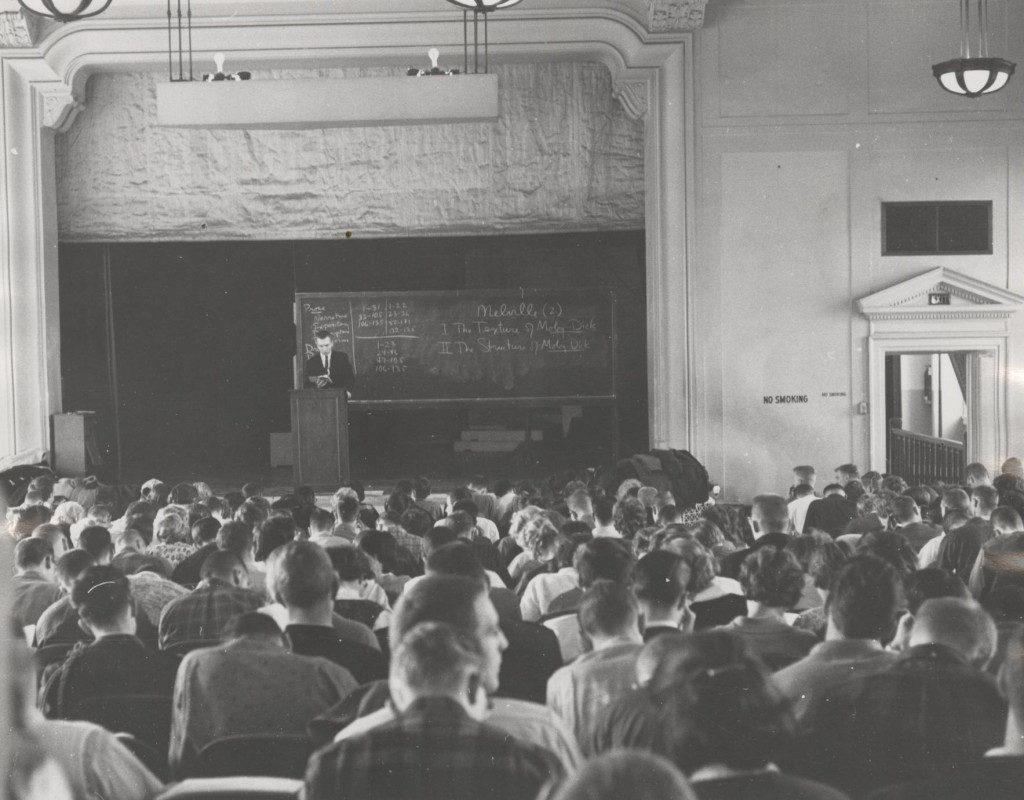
left=59, top=232, right=647, bottom=478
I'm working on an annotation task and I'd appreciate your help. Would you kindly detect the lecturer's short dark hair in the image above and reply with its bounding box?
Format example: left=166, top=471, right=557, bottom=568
left=314, top=330, right=333, bottom=340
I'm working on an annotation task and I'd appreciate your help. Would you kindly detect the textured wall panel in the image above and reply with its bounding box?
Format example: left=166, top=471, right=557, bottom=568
left=56, top=63, right=644, bottom=240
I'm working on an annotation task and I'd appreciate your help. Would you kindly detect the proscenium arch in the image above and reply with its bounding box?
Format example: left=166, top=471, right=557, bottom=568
left=0, top=0, right=698, bottom=464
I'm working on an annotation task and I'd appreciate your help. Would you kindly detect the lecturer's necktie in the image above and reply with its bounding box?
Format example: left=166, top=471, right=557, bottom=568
left=324, top=354, right=330, bottom=373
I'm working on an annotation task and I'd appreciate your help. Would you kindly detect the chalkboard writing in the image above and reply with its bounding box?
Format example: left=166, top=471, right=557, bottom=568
left=295, top=290, right=616, bottom=402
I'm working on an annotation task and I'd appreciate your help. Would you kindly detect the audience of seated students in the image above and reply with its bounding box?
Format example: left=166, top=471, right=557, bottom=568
left=265, top=540, right=387, bottom=684
left=773, top=555, right=902, bottom=724
left=304, top=620, right=563, bottom=800
left=40, top=565, right=178, bottom=719
left=168, top=611, right=356, bottom=779
left=13, top=460, right=1024, bottom=796
left=157, top=549, right=265, bottom=650
left=12, top=537, right=62, bottom=633
left=968, top=506, right=1024, bottom=599
left=547, top=580, right=643, bottom=744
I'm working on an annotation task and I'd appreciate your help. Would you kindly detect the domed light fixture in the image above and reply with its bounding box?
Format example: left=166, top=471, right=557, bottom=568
left=932, top=0, right=1015, bottom=97
left=17, top=0, right=113, bottom=22
left=445, top=0, right=523, bottom=74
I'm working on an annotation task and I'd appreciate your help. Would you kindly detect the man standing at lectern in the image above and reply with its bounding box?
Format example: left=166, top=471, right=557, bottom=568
left=305, top=330, right=355, bottom=396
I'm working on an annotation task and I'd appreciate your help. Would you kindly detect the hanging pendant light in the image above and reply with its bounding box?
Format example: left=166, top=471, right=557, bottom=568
left=932, top=0, right=1015, bottom=97
left=445, top=0, right=523, bottom=75
left=17, top=0, right=113, bottom=23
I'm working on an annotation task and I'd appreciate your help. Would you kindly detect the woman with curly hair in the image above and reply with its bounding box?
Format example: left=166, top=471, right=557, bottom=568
left=613, top=496, right=648, bottom=543
left=721, top=546, right=817, bottom=670
left=662, top=537, right=745, bottom=630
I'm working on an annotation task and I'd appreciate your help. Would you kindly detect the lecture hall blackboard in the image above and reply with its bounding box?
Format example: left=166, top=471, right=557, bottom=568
left=294, top=290, right=616, bottom=403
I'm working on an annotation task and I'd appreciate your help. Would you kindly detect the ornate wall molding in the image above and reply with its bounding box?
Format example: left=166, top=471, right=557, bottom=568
left=0, top=10, right=41, bottom=48
left=38, top=83, right=83, bottom=131
left=612, top=78, right=650, bottom=121
left=647, top=0, right=708, bottom=32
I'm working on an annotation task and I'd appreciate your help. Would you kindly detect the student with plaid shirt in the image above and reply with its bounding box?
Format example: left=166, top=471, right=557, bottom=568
left=303, top=620, right=562, bottom=800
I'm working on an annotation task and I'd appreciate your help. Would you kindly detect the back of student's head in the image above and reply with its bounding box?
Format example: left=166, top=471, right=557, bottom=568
left=328, top=545, right=375, bottom=583
left=413, top=476, right=432, bottom=500
left=79, top=525, right=113, bottom=562
left=422, top=524, right=459, bottom=557
left=891, top=495, right=921, bottom=525
left=739, top=546, right=804, bottom=608
left=70, top=565, right=132, bottom=627
left=200, top=550, right=246, bottom=584
left=966, top=462, right=992, bottom=485
left=268, top=541, right=336, bottom=609
left=55, top=549, right=96, bottom=588
left=575, top=537, right=635, bottom=589
left=902, top=568, right=969, bottom=615
left=787, top=533, right=847, bottom=591
left=793, top=465, right=816, bottom=484
left=390, top=621, right=482, bottom=698
left=391, top=575, right=486, bottom=653
left=855, top=531, right=918, bottom=577
left=992, top=506, right=1024, bottom=534
left=593, top=495, right=616, bottom=526
left=942, top=487, right=972, bottom=516
left=656, top=631, right=794, bottom=773
left=634, top=551, right=690, bottom=610
left=751, top=494, right=790, bottom=534
left=828, top=555, right=901, bottom=640
left=555, top=530, right=592, bottom=570
left=443, top=510, right=476, bottom=539
left=578, top=580, right=639, bottom=639
left=548, top=751, right=696, bottom=800
left=168, top=482, right=199, bottom=505
left=425, top=541, right=487, bottom=586
left=10, top=505, right=52, bottom=539
left=255, top=515, right=296, bottom=562
left=972, top=485, right=999, bottom=516
left=308, top=507, right=334, bottom=536
left=15, top=537, right=52, bottom=571
left=234, top=499, right=269, bottom=531
left=400, top=506, right=434, bottom=538
left=336, top=495, right=360, bottom=524
left=910, top=598, right=997, bottom=666
left=190, top=516, right=221, bottom=546
left=217, top=520, right=254, bottom=559
left=241, top=481, right=263, bottom=499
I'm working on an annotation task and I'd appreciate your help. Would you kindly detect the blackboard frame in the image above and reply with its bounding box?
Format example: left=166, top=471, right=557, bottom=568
left=293, top=289, right=618, bottom=406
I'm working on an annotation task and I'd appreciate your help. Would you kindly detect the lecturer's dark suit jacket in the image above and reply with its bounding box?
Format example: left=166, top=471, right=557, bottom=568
left=305, top=350, right=355, bottom=391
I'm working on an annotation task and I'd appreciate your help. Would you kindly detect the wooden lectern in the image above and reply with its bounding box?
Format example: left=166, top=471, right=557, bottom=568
left=290, top=389, right=350, bottom=488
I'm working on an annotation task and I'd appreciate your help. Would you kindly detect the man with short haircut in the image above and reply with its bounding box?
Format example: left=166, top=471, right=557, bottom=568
left=633, top=551, right=691, bottom=640
left=719, top=494, right=793, bottom=579
left=774, top=555, right=901, bottom=724
left=788, top=483, right=817, bottom=534
left=968, top=506, right=1024, bottom=599
left=868, top=624, right=1024, bottom=800
left=451, top=497, right=500, bottom=543
left=420, top=541, right=562, bottom=704
left=566, top=490, right=594, bottom=527
left=8, top=503, right=52, bottom=539
left=546, top=580, right=643, bottom=744
left=41, top=565, right=179, bottom=718
left=313, top=576, right=581, bottom=772
left=801, top=484, right=858, bottom=540
left=12, top=537, right=61, bottom=631
left=215, top=519, right=267, bottom=598
left=304, top=329, right=355, bottom=392
left=938, top=484, right=999, bottom=581
left=444, top=509, right=512, bottom=587
left=31, top=523, right=70, bottom=561
left=305, top=621, right=562, bottom=800
left=169, top=611, right=356, bottom=779
left=835, top=463, right=860, bottom=485
left=157, top=550, right=265, bottom=649
left=33, top=549, right=97, bottom=646
left=803, top=598, right=1006, bottom=796
left=305, top=506, right=348, bottom=550
left=332, top=495, right=362, bottom=542
left=169, top=516, right=221, bottom=586
left=591, top=496, right=619, bottom=538
left=546, top=537, right=635, bottom=615
left=966, top=462, right=994, bottom=488
left=267, top=541, right=387, bottom=684
left=891, top=494, right=940, bottom=552
left=78, top=525, right=114, bottom=565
